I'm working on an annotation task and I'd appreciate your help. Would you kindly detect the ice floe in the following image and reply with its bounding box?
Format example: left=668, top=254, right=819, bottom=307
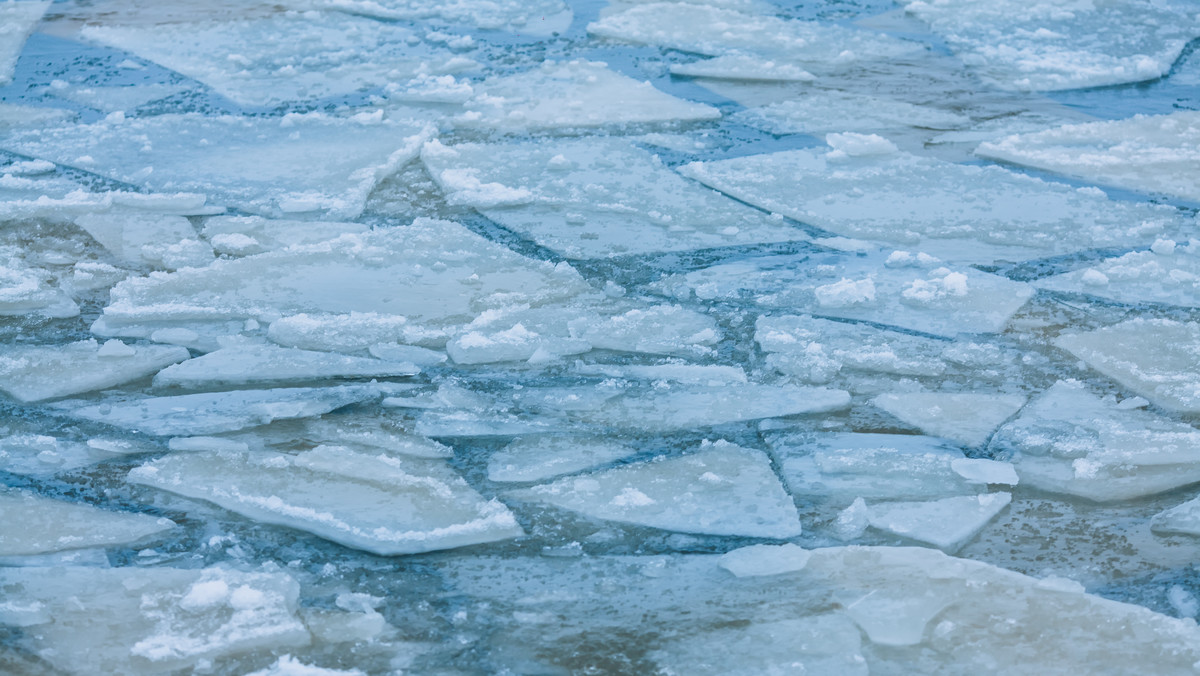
left=1036, top=238, right=1200, bottom=307
left=1151, top=495, right=1200, bottom=537
left=487, top=436, right=638, bottom=483
left=732, top=91, right=968, bottom=135
left=872, top=392, right=1026, bottom=448
left=0, top=1, right=47, bottom=86
left=0, top=245, right=80, bottom=318
left=75, top=210, right=213, bottom=269
left=0, top=339, right=188, bottom=402
left=152, top=343, right=417, bottom=389
left=0, top=488, right=174, bottom=556
left=583, top=383, right=850, bottom=432
left=201, top=215, right=368, bottom=256
left=865, top=492, right=1011, bottom=552
left=314, top=0, right=571, bottom=36
left=129, top=445, right=523, bottom=554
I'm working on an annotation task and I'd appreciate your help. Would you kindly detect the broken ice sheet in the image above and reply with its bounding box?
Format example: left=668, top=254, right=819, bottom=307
left=732, top=91, right=968, bottom=135
left=81, top=12, right=476, bottom=107
left=420, top=137, right=806, bottom=259
left=872, top=391, right=1027, bottom=448
left=582, top=383, right=850, bottom=432
left=152, top=343, right=418, bottom=389
left=0, top=566, right=310, bottom=675
left=1056, top=319, right=1200, bottom=414
left=0, top=338, right=189, bottom=402
left=0, top=488, right=174, bottom=556
left=300, top=415, right=452, bottom=458
left=0, top=1, right=48, bottom=86
left=679, top=135, right=1185, bottom=264
left=129, top=445, right=523, bottom=555
left=487, top=435, right=638, bottom=483
left=652, top=251, right=1033, bottom=337
left=511, top=440, right=803, bottom=538
left=865, top=492, right=1012, bottom=552
left=650, top=615, right=867, bottom=676
left=75, top=210, right=214, bottom=269
left=313, top=0, right=572, bottom=36
left=901, top=0, right=1200, bottom=91
left=2, top=112, right=434, bottom=219
left=1036, top=239, right=1200, bottom=308
left=0, top=433, right=129, bottom=476
left=201, top=215, right=368, bottom=256
left=0, top=244, right=80, bottom=318
left=977, top=110, right=1200, bottom=203
left=991, top=380, right=1200, bottom=501
left=1151, top=495, right=1200, bottom=536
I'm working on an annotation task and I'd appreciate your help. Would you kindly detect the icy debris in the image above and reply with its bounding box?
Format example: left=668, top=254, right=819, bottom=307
left=129, top=445, right=524, bottom=555
left=872, top=392, right=1026, bottom=448
left=679, top=143, right=1184, bottom=263
left=451, top=61, right=720, bottom=132
left=1056, top=319, right=1200, bottom=414
left=652, top=615, right=867, bottom=676
left=977, top=111, right=1200, bottom=202
left=3, top=113, right=435, bottom=219
left=421, top=138, right=804, bottom=259
left=0, top=1, right=48, bottom=86
left=718, top=543, right=811, bottom=577
left=0, top=246, right=80, bottom=318
left=733, top=91, right=967, bottom=134
left=153, top=343, right=418, bottom=389
left=246, top=656, right=366, bottom=676
left=301, top=416, right=452, bottom=458
left=50, top=384, right=388, bottom=437
left=0, top=339, right=189, bottom=403
left=82, top=13, right=475, bottom=107
left=0, top=489, right=174, bottom=556
left=991, top=380, right=1200, bottom=501
left=487, top=436, right=638, bottom=483
left=586, top=383, right=850, bottom=432
left=315, top=0, right=571, bottom=35
left=653, top=252, right=1032, bottom=337
left=1036, top=240, right=1200, bottom=307
left=202, top=215, right=368, bottom=256
left=76, top=211, right=213, bottom=269
left=902, top=0, right=1200, bottom=91
left=512, top=440, right=802, bottom=537
left=1151, top=496, right=1200, bottom=537
left=0, top=566, right=310, bottom=675
left=866, top=492, right=1011, bottom=552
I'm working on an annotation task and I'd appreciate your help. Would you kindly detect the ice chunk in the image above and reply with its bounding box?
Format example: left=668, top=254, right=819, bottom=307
left=0, top=489, right=173, bottom=556
left=1036, top=241, right=1200, bottom=308
left=991, top=380, right=1200, bottom=501
left=902, top=0, right=1200, bottom=90
left=718, top=543, right=811, bottom=577
left=978, top=111, right=1200, bottom=202
left=650, top=615, right=867, bottom=676
left=302, top=416, right=452, bottom=458
left=867, top=492, right=1011, bottom=552
left=50, top=384, right=387, bottom=436
left=567, top=304, right=721, bottom=356
left=1151, top=496, right=1200, bottom=537
left=246, top=656, right=366, bottom=676
left=3, top=113, right=434, bottom=219
left=55, top=82, right=188, bottom=113
left=487, top=436, right=638, bottom=482
left=75, top=210, right=213, bottom=269
left=679, top=144, right=1183, bottom=264
left=129, top=445, right=523, bottom=555
left=0, top=434, right=125, bottom=476
left=0, top=339, right=189, bottom=403
left=270, top=312, right=446, bottom=353
left=452, top=61, right=720, bottom=132
left=512, top=440, right=802, bottom=537
left=0, top=1, right=48, bottom=86
left=733, top=92, right=968, bottom=135
left=153, top=343, right=418, bottom=389
left=447, top=322, right=591, bottom=365
left=670, top=53, right=815, bottom=81
left=315, top=0, right=571, bottom=36
left=0, top=566, right=309, bottom=675
left=421, top=138, right=804, bottom=259
left=1056, top=319, right=1200, bottom=414
left=573, top=363, right=747, bottom=385
left=872, top=392, right=1026, bottom=447
left=202, top=215, right=368, bottom=255
left=82, top=13, right=474, bottom=107
left=0, top=245, right=79, bottom=318
left=756, top=314, right=949, bottom=382
left=586, top=383, right=850, bottom=432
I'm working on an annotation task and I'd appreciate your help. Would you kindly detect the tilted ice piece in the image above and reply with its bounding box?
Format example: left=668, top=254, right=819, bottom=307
left=584, top=383, right=850, bottom=432
left=511, top=440, right=802, bottom=537
left=302, top=416, right=452, bottom=458
left=1036, top=239, right=1200, bottom=308
left=81, top=13, right=475, bottom=107
left=488, top=436, right=639, bottom=483
left=269, top=312, right=448, bottom=353
left=129, top=445, right=523, bottom=555
left=0, top=488, right=174, bottom=556
left=1056, top=319, right=1200, bottom=414
left=76, top=210, right=213, bottom=269
left=732, top=92, right=967, bottom=135
left=421, top=137, right=805, bottom=259
left=902, top=0, right=1200, bottom=91
left=202, top=215, right=368, bottom=255
left=0, top=1, right=48, bottom=86
left=50, top=384, right=387, bottom=436
left=756, top=314, right=950, bottom=382
left=153, top=343, right=418, bottom=389
left=3, top=112, right=434, bottom=219
left=872, top=391, right=1027, bottom=448
left=314, top=0, right=571, bottom=36
left=452, top=61, right=720, bottom=132
left=0, top=566, right=310, bottom=675
left=1151, top=495, right=1200, bottom=537
left=0, top=245, right=79, bottom=318
left=991, top=380, right=1200, bottom=501
left=0, top=339, right=189, bottom=402
left=866, top=492, right=1011, bottom=552
left=680, top=140, right=1184, bottom=263
left=652, top=251, right=1033, bottom=337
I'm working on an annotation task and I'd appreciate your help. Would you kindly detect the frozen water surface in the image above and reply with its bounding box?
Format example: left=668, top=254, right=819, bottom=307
left=3, top=0, right=1200, bottom=672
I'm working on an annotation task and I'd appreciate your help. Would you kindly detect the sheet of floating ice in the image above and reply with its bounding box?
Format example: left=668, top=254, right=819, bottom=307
left=653, top=252, right=1033, bottom=337
left=1056, top=319, right=1200, bottom=414
left=902, top=0, right=1200, bottom=90
left=55, top=82, right=188, bottom=113
left=302, top=416, right=451, bottom=458
left=452, top=61, right=720, bottom=132
left=588, top=4, right=922, bottom=76
left=679, top=138, right=1184, bottom=263
left=512, top=440, right=802, bottom=537
left=991, top=380, right=1200, bottom=501
left=129, top=445, right=523, bottom=554
left=866, top=492, right=1011, bottom=552
left=872, top=392, right=1026, bottom=448
left=718, top=543, right=811, bottom=577
left=247, top=656, right=366, bottom=676
left=670, top=53, right=816, bottom=81
left=978, top=111, right=1200, bottom=202
left=770, top=433, right=1016, bottom=503
left=269, top=312, right=449, bottom=353
left=447, top=321, right=591, bottom=365
left=51, top=384, right=387, bottom=436
left=0, top=1, right=48, bottom=86
left=101, top=219, right=591, bottom=341
left=0, top=566, right=310, bottom=675
left=586, top=383, right=850, bottom=431
left=82, top=13, right=474, bottom=107
left=0, top=434, right=123, bottom=476
left=421, top=138, right=804, bottom=259
left=153, top=343, right=418, bottom=389
left=0, top=489, right=174, bottom=556
left=1037, top=239, right=1200, bottom=307
left=315, top=0, right=571, bottom=36
left=0, top=339, right=189, bottom=402
left=487, top=436, right=638, bottom=482
left=202, top=215, right=368, bottom=256
left=732, top=92, right=968, bottom=135
left=1151, top=496, right=1200, bottom=536
left=573, top=363, right=747, bottom=385
left=76, top=210, right=214, bottom=269
left=756, top=314, right=949, bottom=383
left=0, top=102, right=74, bottom=131
left=0, top=245, right=79, bottom=318
left=3, top=113, right=434, bottom=219
left=650, top=615, right=867, bottom=676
